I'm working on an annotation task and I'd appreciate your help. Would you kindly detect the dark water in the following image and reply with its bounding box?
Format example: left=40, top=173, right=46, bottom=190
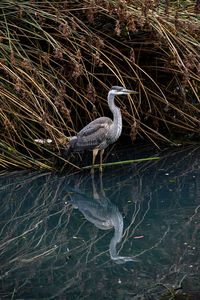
left=0, top=145, right=200, bottom=299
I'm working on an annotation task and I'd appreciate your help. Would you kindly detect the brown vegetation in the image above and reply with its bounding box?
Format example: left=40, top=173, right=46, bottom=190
left=0, top=0, right=199, bottom=169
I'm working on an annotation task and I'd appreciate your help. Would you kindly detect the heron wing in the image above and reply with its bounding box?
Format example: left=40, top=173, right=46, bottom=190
left=75, top=117, right=112, bottom=150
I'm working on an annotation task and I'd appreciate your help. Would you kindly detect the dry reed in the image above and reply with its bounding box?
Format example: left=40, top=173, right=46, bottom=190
left=0, top=0, right=199, bottom=169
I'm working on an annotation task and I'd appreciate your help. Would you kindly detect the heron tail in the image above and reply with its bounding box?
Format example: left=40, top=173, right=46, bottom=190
left=63, top=145, right=72, bottom=157
left=63, top=137, right=77, bottom=157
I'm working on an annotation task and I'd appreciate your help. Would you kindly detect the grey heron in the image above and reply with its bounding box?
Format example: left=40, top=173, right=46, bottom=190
left=64, top=86, right=138, bottom=172
left=68, top=173, right=138, bottom=263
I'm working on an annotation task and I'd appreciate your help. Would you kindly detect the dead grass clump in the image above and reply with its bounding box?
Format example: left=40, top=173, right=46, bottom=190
left=0, top=1, right=199, bottom=169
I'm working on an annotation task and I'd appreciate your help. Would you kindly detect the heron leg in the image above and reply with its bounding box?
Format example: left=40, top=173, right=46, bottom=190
left=91, top=148, right=98, bottom=174
left=99, top=149, right=104, bottom=172
left=99, top=172, right=106, bottom=196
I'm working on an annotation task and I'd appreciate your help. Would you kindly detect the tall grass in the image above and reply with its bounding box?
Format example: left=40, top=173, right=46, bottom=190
left=0, top=0, right=199, bottom=169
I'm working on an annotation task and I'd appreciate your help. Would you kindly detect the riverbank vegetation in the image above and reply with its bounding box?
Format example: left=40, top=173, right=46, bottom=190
left=0, top=0, right=199, bottom=170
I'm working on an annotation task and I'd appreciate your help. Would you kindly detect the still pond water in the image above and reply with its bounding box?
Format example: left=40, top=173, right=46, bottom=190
left=0, top=145, right=200, bottom=299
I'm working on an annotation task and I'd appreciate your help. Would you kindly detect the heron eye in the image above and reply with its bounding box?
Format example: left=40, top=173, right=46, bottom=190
left=111, top=86, right=123, bottom=92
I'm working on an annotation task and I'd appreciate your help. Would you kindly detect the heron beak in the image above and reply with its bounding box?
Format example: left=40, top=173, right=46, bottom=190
left=123, top=89, right=138, bottom=94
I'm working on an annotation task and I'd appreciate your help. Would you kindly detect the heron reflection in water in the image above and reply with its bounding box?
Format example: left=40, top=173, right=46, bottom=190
left=69, top=174, right=138, bottom=264
left=64, top=86, right=137, bottom=172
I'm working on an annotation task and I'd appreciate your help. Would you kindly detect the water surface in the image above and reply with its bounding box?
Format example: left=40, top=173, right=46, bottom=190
left=0, top=145, right=200, bottom=299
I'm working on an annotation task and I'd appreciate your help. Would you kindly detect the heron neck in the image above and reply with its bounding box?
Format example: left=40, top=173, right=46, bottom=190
left=109, top=210, right=123, bottom=260
left=108, top=93, right=122, bottom=134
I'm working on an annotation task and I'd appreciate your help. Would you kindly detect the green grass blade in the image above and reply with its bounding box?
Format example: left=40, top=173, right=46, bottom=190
left=82, top=156, right=162, bottom=170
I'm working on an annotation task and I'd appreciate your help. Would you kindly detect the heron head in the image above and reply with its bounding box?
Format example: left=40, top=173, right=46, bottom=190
left=109, top=86, right=138, bottom=96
